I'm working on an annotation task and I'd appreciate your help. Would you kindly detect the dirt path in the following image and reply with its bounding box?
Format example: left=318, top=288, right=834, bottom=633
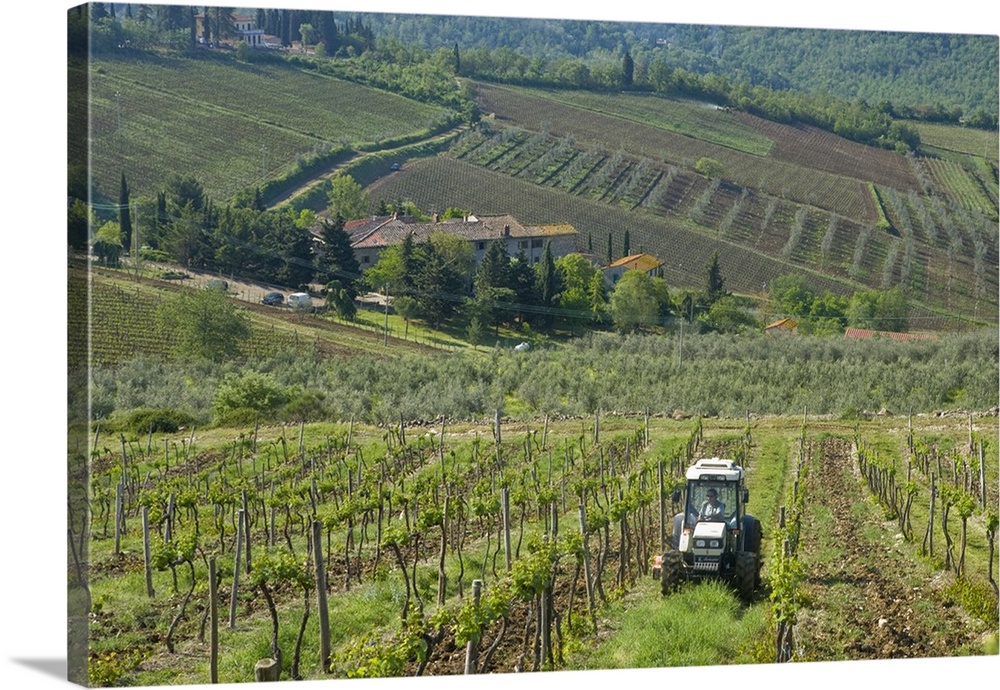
left=266, top=124, right=468, bottom=210
left=795, top=436, right=984, bottom=660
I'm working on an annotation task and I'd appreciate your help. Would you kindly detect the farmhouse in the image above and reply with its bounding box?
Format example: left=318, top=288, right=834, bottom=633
left=194, top=13, right=265, bottom=47
left=346, top=213, right=579, bottom=267
left=602, top=252, right=664, bottom=286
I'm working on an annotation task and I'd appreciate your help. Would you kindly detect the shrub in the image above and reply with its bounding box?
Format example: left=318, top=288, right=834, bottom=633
left=212, top=371, right=289, bottom=423
left=108, top=407, right=196, bottom=434
left=278, top=391, right=331, bottom=422
left=140, top=248, right=174, bottom=263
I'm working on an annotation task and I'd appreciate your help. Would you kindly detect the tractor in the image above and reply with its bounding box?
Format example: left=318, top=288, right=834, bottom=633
left=655, top=458, right=762, bottom=601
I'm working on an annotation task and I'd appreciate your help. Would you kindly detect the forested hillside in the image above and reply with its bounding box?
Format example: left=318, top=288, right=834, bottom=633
left=358, top=13, right=999, bottom=122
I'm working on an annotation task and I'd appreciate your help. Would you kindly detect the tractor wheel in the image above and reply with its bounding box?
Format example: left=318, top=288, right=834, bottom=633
left=752, top=518, right=763, bottom=587
left=734, top=551, right=758, bottom=602
left=660, top=551, right=683, bottom=596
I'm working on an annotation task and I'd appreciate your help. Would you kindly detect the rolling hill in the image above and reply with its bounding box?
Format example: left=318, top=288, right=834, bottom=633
left=364, top=82, right=997, bottom=328
left=74, top=46, right=997, bottom=330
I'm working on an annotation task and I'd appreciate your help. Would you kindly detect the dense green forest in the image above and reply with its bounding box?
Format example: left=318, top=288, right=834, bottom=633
left=358, top=13, right=999, bottom=123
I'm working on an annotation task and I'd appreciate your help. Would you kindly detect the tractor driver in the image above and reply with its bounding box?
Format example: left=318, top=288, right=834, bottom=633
left=699, top=488, right=725, bottom=520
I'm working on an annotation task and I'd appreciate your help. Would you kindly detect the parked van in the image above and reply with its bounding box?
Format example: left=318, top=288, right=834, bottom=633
left=287, top=292, right=312, bottom=310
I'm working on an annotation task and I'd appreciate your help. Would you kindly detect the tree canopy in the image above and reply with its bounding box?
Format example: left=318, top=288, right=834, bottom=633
left=157, top=288, right=252, bottom=362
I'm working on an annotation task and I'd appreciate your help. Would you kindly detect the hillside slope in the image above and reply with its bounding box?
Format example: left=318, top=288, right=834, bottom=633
left=364, top=83, right=997, bottom=326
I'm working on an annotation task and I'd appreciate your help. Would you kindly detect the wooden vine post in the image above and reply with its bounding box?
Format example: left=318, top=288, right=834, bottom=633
left=577, top=497, right=597, bottom=631
left=979, top=444, right=987, bottom=508
left=464, top=579, right=483, bottom=674
left=501, top=487, right=512, bottom=572
left=540, top=539, right=552, bottom=668
left=142, top=506, right=155, bottom=598
left=438, top=496, right=449, bottom=606
left=923, top=473, right=936, bottom=557
left=658, top=461, right=666, bottom=550
left=242, top=490, right=252, bottom=574
left=114, top=481, right=124, bottom=555
left=312, top=520, right=331, bottom=673
left=230, top=508, right=245, bottom=628
left=209, top=556, right=219, bottom=684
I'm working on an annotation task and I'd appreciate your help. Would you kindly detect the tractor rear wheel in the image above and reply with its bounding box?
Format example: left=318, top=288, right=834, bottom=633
left=751, top=518, right=763, bottom=587
left=734, top=551, right=758, bottom=602
left=660, top=551, right=683, bottom=595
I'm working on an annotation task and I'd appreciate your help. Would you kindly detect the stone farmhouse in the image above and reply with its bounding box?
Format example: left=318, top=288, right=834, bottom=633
left=343, top=213, right=579, bottom=268
left=602, top=252, right=664, bottom=286
left=194, top=13, right=265, bottom=47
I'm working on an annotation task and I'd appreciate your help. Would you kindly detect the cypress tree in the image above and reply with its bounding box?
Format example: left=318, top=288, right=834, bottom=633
left=509, top=248, right=539, bottom=325
left=318, top=215, right=361, bottom=298
left=623, top=229, right=631, bottom=257
left=399, top=232, right=420, bottom=296
left=321, top=12, right=338, bottom=53
left=119, top=172, right=133, bottom=254
left=536, top=241, right=560, bottom=331
left=704, top=251, right=727, bottom=305
left=606, top=233, right=613, bottom=264
left=622, top=50, right=634, bottom=88
left=474, top=238, right=514, bottom=333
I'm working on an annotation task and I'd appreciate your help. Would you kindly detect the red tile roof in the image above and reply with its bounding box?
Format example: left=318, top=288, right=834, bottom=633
left=844, top=328, right=937, bottom=342
left=350, top=214, right=576, bottom=250
left=765, top=318, right=798, bottom=331
left=607, top=253, right=663, bottom=272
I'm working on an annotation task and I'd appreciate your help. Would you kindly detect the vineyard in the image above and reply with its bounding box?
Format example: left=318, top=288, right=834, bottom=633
left=69, top=262, right=441, bottom=370
left=731, top=111, right=922, bottom=193
left=368, top=152, right=990, bottom=328
left=354, top=79, right=999, bottom=324
left=79, top=54, right=451, bottom=203
left=78, top=410, right=998, bottom=686
left=516, top=88, right=776, bottom=157
left=474, top=82, right=874, bottom=222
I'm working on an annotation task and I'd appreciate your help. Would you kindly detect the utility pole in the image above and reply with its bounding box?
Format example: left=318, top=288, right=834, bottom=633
left=383, top=284, right=389, bottom=346
left=133, top=201, right=140, bottom=277
left=678, top=318, right=684, bottom=370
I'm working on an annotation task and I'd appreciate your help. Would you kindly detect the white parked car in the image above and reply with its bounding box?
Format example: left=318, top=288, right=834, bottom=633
left=288, top=292, right=312, bottom=310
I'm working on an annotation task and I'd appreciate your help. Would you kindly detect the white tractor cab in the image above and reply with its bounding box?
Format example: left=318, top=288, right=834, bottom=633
left=657, top=458, right=762, bottom=601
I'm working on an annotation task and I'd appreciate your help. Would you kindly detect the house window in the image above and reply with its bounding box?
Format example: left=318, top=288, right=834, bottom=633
left=531, top=239, right=543, bottom=249
left=478, top=242, right=485, bottom=250
left=518, top=240, right=528, bottom=249
left=362, top=255, right=370, bottom=264
left=533, top=256, right=540, bottom=264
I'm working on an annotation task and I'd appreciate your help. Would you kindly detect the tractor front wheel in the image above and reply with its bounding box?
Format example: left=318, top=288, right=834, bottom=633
left=660, top=551, right=683, bottom=595
left=734, top=551, right=758, bottom=602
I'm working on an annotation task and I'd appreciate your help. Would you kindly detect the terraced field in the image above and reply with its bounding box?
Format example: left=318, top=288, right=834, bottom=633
left=369, top=156, right=889, bottom=301
left=475, top=82, right=874, bottom=223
